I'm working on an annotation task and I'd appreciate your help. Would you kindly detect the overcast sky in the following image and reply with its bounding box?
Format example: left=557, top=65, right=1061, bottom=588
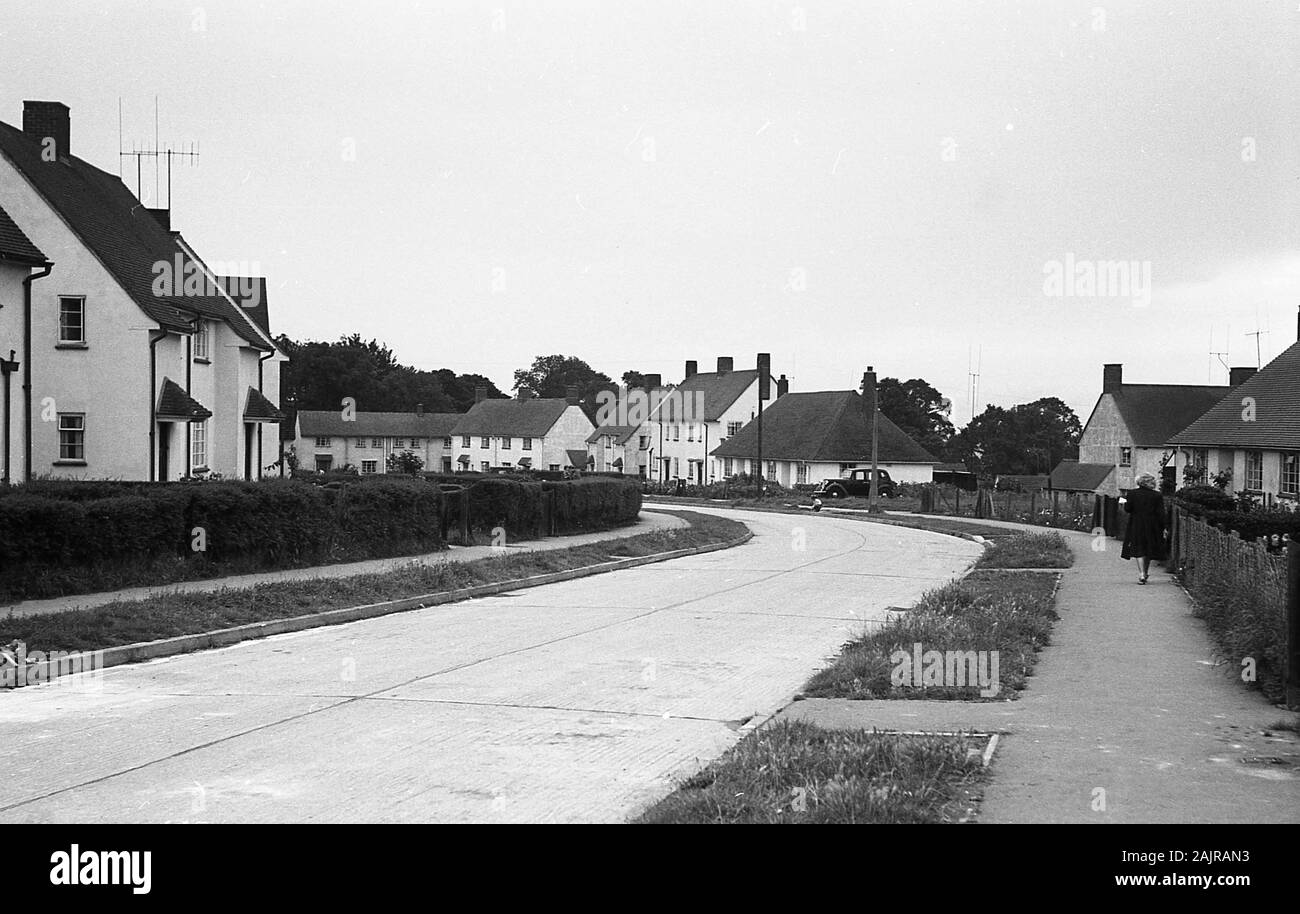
left=3, top=0, right=1297, bottom=421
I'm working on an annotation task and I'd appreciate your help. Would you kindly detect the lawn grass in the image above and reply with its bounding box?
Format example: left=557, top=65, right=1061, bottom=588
left=634, top=719, right=987, bottom=824
left=0, top=510, right=747, bottom=654
left=800, top=566, right=1062, bottom=701
left=975, top=531, right=1074, bottom=568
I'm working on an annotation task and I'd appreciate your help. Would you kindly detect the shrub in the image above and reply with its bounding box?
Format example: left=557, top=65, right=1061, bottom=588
left=1175, top=485, right=1235, bottom=513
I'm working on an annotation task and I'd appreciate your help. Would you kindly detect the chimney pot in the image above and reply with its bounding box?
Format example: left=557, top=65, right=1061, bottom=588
left=684, top=360, right=697, bottom=379
left=776, top=374, right=789, bottom=398
left=23, top=100, right=70, bottom=160
left=717, top=356, right=733, bottom=374
left=1229, top=366, right=1257, bottom=388
left=1102, top=363, right=1123, bottom=394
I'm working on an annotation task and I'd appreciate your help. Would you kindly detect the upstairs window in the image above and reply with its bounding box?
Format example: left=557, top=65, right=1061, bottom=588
left=672, top=425, right=680, bottom=441
left=355, top=438, right=366, bottom=448
left=727, top=421, right=742, bottom=437
left=443, top=437, right=452, bottom=447
left=502, top=437, right=512, bottom=450
left=1120, top=447, right=1132, bottom=467
left=315, top=436, right=331, bottom=447
left=193, top=321, right=209, bottom=359
left=371, top=438, right=382, bottom=448
left=480, top=437, right=490, bottom=449
left=462, top=435, right=471, bottom=447
left=58, top=297, right=85, bottom=344
left=522, top=438, right=532, bottom=450
left=394, top=438, right=405, bottom=449
left=409, top=438, right=421, bottom=448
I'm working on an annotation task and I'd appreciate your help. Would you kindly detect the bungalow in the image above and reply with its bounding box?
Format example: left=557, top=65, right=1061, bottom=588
left=650, top=356, right=788, bottom=484
left=1168, top=316, right=1300, bottom=506
left=449, top=390, right=594, bottom=472
left=0, top=100, right=287, bottom=482
left=710, top=386, right=940, bottom=488
left=1049, top=363, right=1231, bottom=496
left=294, top=408, right=462, bottom=474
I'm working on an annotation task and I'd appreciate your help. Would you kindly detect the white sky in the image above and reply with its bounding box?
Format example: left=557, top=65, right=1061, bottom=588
left=3, top=0, right=1297, bottom=421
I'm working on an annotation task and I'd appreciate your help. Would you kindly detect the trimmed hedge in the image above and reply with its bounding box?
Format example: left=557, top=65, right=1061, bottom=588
left=0, top=478, right=446, bottom=602
left=1174, top=485, right=1235, bottom=513
left=439, top=475, right=642, bottom=537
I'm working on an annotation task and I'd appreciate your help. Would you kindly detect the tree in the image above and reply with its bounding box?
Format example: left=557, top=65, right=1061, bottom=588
left=433, top=370, right=508, bottom=412
left=621, top=370, right=648, bottom=390
left=386, top=450, right=424, bottom=475
left=877, top=377, right=955, bottom=457
left=513, top=354, right=614, bottom=417
left=948, top=398, right=1081, bottom=476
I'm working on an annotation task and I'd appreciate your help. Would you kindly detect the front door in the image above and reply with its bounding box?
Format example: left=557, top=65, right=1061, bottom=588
left=157, top=423, right=171, bottom=481
left=244, top=423, right=255, bottom=479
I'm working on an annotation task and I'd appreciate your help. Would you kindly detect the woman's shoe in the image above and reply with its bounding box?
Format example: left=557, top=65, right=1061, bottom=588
left=1138, top=574, right=1148, bottom=584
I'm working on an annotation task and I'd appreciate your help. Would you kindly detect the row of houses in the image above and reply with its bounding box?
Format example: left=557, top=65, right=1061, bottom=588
left=1053, top=318, right=1300, bottom=505
left=295, top=356, right=949, bottom=486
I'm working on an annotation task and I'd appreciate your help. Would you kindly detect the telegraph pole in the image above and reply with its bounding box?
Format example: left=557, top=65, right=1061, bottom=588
left=757, top=353, right=771, bottom=492
left=864, top=366, right=881, bottom=514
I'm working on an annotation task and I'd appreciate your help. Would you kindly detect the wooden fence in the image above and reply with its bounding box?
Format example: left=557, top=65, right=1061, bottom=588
left=918, top=485, right=1110, bottom=533
left=1167, top=506, right=1298, bottom=705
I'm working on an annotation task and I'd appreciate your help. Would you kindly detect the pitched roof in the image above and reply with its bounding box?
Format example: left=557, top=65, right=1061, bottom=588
left=243, top=387, right=285, bottom=422
left=221, top=277, right=270, bottom=334
left=1049, top=460, right=1114, bottom=492
left=0, top=202, right=46, bottom=265
left=1169, top=342, right=1300, bottom=449
left=709, top=390, right=939, bottom=464
left=0, top=120, right=271, bottom=350
left=156, top=378, right=212, bottom=421
left=1095, top=383, right=1229, bottom=446
left=654, top=369, right=758, bottom=422
left=586, top=424, right=640, bottom=445
left=451, top=398, right=586, bottom=437
left=297, top=410, right=463, bottom=438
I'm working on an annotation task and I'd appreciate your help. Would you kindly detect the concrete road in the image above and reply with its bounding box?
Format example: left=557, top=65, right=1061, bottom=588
left=0, top=508, right=979, bottom=823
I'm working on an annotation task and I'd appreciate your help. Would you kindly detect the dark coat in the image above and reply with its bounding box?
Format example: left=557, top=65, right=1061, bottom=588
left=1121, top=486, right=1167, bottom=560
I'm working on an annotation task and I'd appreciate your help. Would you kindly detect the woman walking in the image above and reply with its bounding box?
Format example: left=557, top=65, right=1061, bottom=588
left=1121, top=473, right=1167, bottom=584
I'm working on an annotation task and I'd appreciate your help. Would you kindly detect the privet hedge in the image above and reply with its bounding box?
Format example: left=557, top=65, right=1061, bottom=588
left=0, top=475, right=643, bottom=601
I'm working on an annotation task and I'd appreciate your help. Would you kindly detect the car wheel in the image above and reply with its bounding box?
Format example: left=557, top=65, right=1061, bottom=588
left=826, top=484, right=847, bottom=499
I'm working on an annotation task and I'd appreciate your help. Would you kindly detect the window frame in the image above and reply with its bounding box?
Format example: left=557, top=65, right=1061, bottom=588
left=315, top=436, right=332, bottom=447
left=1119, top=447, right=1132, bottom=467
left=57, top=296, right=86, bottom=345
left=1244, top=450, right=1264, bottom=492
left=191, top=421, right=208, bottom=470
left=1281, top=452, right=1299, bottom=497
left=193, top=320, right=209, bottom=360
left=57, top=412, right=86, bottom=462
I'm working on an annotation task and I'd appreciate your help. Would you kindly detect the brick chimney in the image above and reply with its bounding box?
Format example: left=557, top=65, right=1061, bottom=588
left=1229, top=366, right=1257, bottom=387
left=1102, top=363, right=1123, bottom=394
left=644, top=373, right=662, bottom=390
left=566, top=385, right=580, bottom=405
left=776, top=374, right=789, bottom=397
left=23, top=101, right=70, bottom=160
left=475, top=386, right=488, bottom=403
left=684, top=360, right=697, bottom=379
left=717, top=356, right=733, bottom=374
left=145, top=208, right=171, bottom=232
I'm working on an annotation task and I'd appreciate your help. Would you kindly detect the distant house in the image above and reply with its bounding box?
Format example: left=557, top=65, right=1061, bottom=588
left=449, top=391, right=594, bottom=473
left=1169, top=324, right=1300, bottom=506
left=1050, top=363, right=1231, bottom=496
left=0, top=100, right=287, bottom=482
left=649, top=357, right=788, bottom=484
left=710, top=389, right=939, bottom=488
left=294, top=408, right=461, bottom=474
left=585, top=378, right=663, bottom=477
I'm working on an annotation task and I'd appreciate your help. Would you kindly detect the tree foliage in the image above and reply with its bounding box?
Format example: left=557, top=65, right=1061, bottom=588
left=948, top=398, right=1082, bottom=476
left=876, top=377, right=955, bottom=457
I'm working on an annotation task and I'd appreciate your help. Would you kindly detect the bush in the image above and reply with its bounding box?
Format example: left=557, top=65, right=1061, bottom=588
left=1175, top=485, right=1235, bottom=513
left=0, top=477, right=445, bottom=602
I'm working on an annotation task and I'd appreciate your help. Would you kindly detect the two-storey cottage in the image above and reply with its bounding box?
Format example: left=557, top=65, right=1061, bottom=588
left=450, top=390, right=594, bottom=472
left=650, top=357, right=788, bottom=484
left=0, top=101, right=287, bottom=481
left=294, top=407, right=462, bottom=474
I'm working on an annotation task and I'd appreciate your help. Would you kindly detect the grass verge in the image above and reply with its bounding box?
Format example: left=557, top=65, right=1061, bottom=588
left=975, top=531, right=1073, bottom=569
left=634, top=719, right=987, bottom=824
left=0, top=510, right=746, bottom=654
left=801, top=563, right=1063, bottom=701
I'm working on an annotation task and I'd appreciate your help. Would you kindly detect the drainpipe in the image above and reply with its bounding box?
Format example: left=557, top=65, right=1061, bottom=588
left=148, top=329, right=167, bottom=480
left=258, top=348, right=274, bottom=480
left=22, top=261, right=53, bottom=483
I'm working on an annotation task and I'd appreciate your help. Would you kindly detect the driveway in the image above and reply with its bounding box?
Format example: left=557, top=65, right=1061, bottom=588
left=0, top=508, right=979, bottom=823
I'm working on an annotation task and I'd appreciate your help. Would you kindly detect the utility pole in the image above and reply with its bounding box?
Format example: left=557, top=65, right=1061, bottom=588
left=757, top=353, right=771, bottom=493
left=864, top=366, right=881, bottom=514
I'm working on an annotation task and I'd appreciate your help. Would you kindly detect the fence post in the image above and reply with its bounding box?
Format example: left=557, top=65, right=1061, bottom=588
left=1287, top=534, right=1299, bottom=708
left=459, top=488, right=470, bottom=545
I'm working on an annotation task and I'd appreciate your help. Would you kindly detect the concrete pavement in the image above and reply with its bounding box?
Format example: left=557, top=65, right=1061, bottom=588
left=0, top=507, right=980, bottom=823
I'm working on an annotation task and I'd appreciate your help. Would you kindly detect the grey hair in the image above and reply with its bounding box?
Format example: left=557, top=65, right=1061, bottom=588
left=1136, top=473, right=1157, bottom=489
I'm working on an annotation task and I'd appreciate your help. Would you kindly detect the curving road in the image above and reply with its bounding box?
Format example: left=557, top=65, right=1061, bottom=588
left=0, top=508, right=980, bottom=823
